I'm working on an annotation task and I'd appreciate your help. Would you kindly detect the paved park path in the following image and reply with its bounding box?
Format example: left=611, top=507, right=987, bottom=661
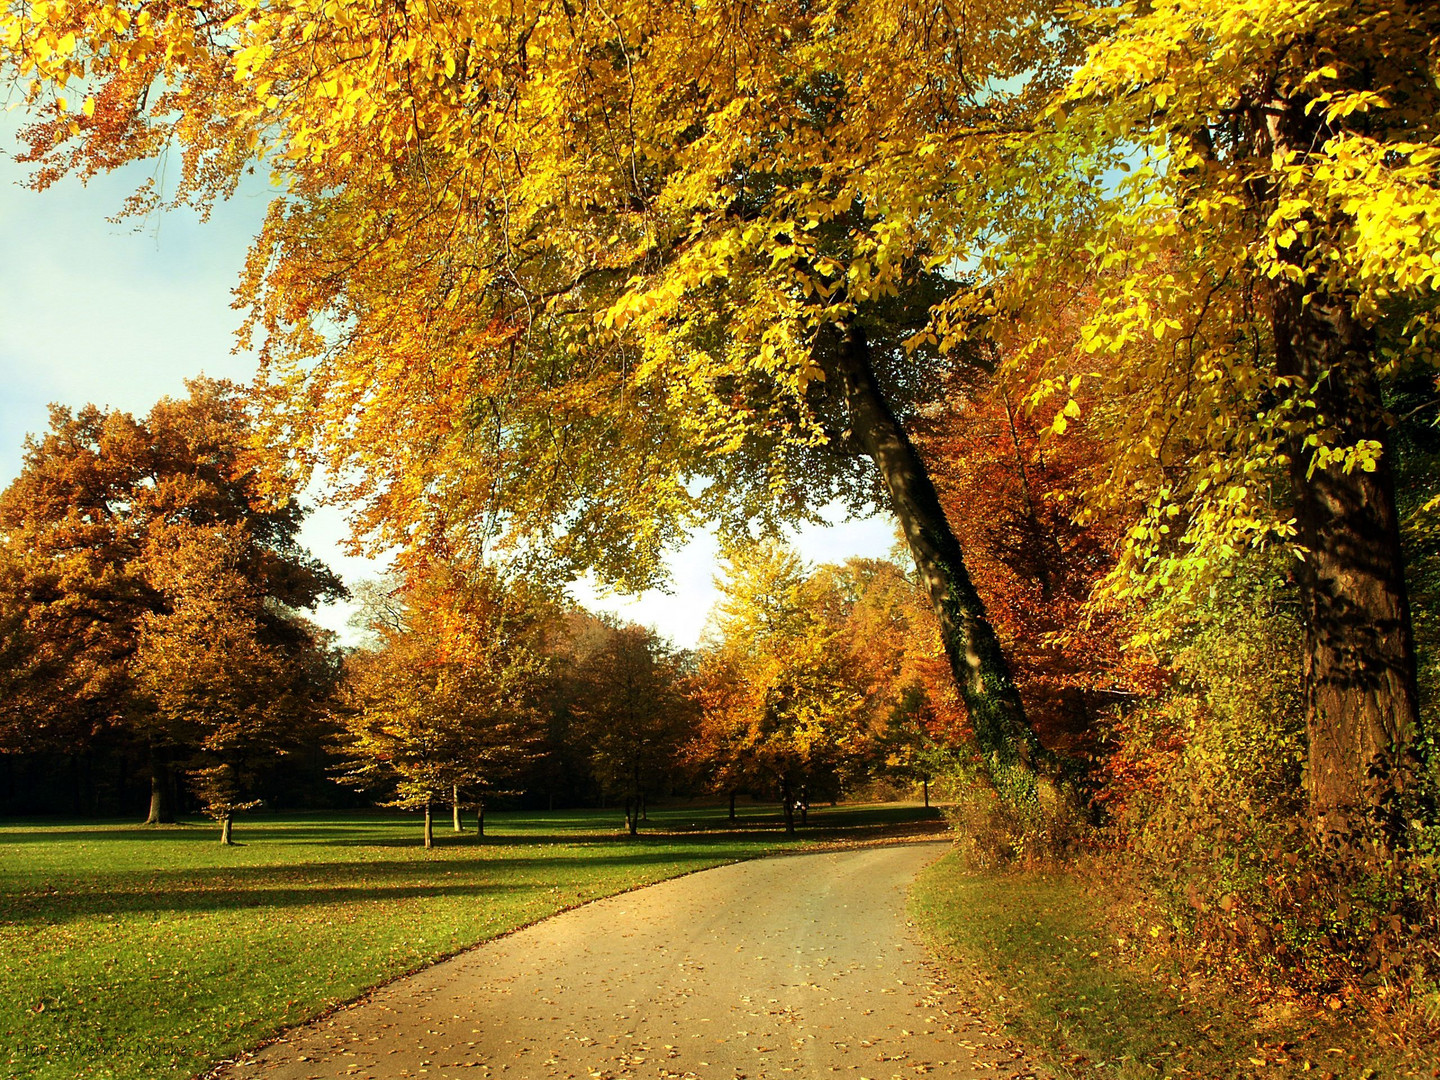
left=214, top=841, right=1039, bottom=1080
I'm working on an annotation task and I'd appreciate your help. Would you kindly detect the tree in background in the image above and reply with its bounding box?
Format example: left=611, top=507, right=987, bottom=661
left=135, top=522, right=339, bottom=843
left=803, top=556, right=977, bottom=807
left=340, top=560, right=550, bottom=847
left=528, top=610, right=611, bottom=813
left=0, top=380, right=343, bottom=822
left=569, top=622, right=693, bottom=836
left=876, top=685, right=956, bottom=809
left=696, top=543, right=882, bottom=834
left=687, top=651, right=759, bottom=821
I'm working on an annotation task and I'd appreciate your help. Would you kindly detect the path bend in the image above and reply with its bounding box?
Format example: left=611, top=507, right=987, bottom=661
left=214, top=841, right=1037, bottom=1080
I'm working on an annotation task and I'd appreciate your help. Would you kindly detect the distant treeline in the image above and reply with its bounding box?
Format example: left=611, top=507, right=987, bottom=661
left=0, top=382, right=946, bottom=834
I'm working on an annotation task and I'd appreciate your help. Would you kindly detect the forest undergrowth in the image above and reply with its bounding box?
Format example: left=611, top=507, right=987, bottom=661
left=911, top=849, right=1436, bottom=1080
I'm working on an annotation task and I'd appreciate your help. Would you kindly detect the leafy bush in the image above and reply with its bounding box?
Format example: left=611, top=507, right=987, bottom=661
left=941, top=766, right=1089, bottom=869
left=1101, top=559, right=1440, bottom=1015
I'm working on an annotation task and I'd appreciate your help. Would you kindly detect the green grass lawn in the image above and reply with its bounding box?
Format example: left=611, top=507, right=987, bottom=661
left=0, top=801, right=938, bottom=1080
left=909, top=850, right=1433, bottom=1080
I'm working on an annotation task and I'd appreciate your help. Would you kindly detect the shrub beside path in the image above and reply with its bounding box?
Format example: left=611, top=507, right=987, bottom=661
left=210, top=841, right=1039, bottom=1080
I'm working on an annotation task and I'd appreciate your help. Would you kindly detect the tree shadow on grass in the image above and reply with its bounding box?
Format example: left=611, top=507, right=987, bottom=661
left=0, top=803, right=941, bottom=845
left=0, top=877, right=540, bottom=923
left=0, top=845, right=771, bottom=923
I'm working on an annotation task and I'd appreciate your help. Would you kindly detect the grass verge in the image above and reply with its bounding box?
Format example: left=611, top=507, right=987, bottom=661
left=1, top=801, right=939, bottom=1080
left=909, top=849, right=1437, bottom=1080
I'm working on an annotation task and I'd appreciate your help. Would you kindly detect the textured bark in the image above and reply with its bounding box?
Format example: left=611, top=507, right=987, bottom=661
left=219, top=813, right=233, bottom=846
left=453, top=785, right=463, bottom=832
left=1273, top=283, right=1420, bottom=832
left=423, top=801, right=434, bottom=849
left=827, top=325, right=1044, bottom=788
left=145, top=746, right=174, bottom=825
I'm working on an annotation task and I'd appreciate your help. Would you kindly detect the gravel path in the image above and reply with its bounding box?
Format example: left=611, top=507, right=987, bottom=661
left=214, top=840, right=1036, bottom=1080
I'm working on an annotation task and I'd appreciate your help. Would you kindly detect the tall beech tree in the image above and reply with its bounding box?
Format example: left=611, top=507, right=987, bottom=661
left=0, top=380, right=343, bottom=823
left=0, top=0, right=1078, bottom=800
left=996, top=0, right=1440, bottom=830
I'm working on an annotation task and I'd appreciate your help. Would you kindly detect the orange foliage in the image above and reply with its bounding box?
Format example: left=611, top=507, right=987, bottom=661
left=916, top=316, right=1166, bottom=766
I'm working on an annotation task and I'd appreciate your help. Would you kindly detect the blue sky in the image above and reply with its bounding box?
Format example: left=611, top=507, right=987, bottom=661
left=0, top=116, right=899, bottom=646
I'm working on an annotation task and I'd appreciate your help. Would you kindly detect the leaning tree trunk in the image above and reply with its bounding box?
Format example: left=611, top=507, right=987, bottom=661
left=828, top=324, right=1046, bottom=798
left=1272, top=280, right=1420, bottom=838
left=219, top=813, right=233, bottom=846
left=145, top=744, right=174, bottom=825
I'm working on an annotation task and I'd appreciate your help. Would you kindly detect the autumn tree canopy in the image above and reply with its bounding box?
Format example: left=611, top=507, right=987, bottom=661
left=340, top=558, right=551, bottom=847
left=4, top=0, right=1437, bottom=828
left=0, top=0, right=1081, bottom=797
left=0, top=378, right=344, bottom=826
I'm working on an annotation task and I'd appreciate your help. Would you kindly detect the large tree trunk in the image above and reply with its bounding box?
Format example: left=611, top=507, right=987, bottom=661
left=828, top=324, right=1045, bottom=794
left=423, top=801, right=434, bottom=849
left=219, top=813, right=233, bottom=846
left=1272, top=282, right=1420, bottom=836
left=145, top=745, right=174, bottom=825
left=728, top=790, right=736, bottom=821
left=452, top=784, right=463, bottom=832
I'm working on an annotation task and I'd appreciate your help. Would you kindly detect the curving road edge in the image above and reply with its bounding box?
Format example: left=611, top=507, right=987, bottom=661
left=212, top=841, right=1038, bottom=1079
